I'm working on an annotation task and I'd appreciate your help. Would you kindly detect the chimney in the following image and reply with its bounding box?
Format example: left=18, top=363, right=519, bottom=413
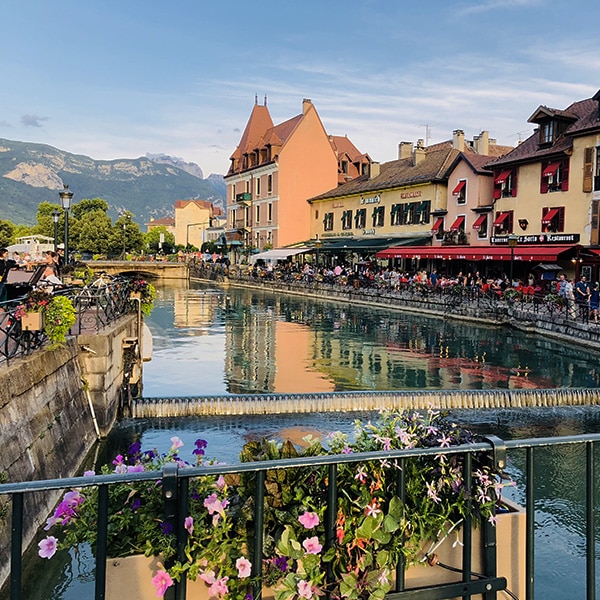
left=473, top=131, right=489, bottom=155
left=302, top=98, right=312, bottom=114
left=453, top=129, right=465, bottom=152
left=398, top=141, right=413, bottom=160
left=413, top=139, right=426, bottom=165
left=369, top=162, right=381, bottom=179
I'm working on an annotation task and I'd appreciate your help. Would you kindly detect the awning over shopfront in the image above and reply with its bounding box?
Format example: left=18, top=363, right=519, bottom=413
left=250, top=248, right=309, bottom=263
left=316, top=236, right=430, bottom=253
left=376, top=244, right=578, bottom=262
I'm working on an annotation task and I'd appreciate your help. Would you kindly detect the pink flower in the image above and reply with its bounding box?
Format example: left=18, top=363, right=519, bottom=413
left=298, top=511, right=320, bottom=529
left=297, top=580, right=314, bottom=599
left=302, top=536, right=322, bottom=555
left=83, top=470, right=95, bottom=477
left=204, top=493, right=229, bottom=518
left=355, top=466, right=368, bottom=483
left=236, top=557, right=252, bottom=578
left=184, top=516, right=194, bottom=535
left=152, top=569, right=174, bottom=597
left=170, top=436, right=184, bottom=450
left=38, top=536, right=58, bottom=559
left=215, top=475, right=226, bottom=490
left=365, top=501, right=381, bottom=517
left=200, top=571, right=229, bottom=597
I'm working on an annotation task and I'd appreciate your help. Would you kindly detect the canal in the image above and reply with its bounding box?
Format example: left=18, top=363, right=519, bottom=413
left=20, top=281, right=600, bottom=599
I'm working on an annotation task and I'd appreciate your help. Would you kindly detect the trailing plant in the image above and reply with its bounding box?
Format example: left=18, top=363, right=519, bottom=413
left=44, top=295, right=76, bottom=347
left=129, top=277, right=156, bottom=317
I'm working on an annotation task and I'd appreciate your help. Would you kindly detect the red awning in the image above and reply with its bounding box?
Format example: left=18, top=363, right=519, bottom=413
left=376, top=244, right=577, bottom=262
left=494, top=170, right=512, bottom=184
left=493, top=212, right=510, bottom=226
left=472, top=214, right=487, bottom=230
left=542, top=208, right=560, bottom=225
left=543, top=162, right=560, bottom=177
left=431, top=217, right=444, bottom=232
left=452, top=180, right=466, bottom=196
left=450, top=216, right=465, bottom=232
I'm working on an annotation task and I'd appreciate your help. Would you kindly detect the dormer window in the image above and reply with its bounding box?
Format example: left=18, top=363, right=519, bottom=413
left=540, top=121, right=555, bottom=145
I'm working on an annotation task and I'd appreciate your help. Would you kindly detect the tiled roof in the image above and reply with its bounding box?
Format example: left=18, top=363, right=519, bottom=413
left=174, top=199, right=222, bottom=216
left=488, top=94, right=600, bottom=169
left=230, top=103, right=274, bottom=160
left=330, top=135, right=364, bottom=161
left=147, top=216, right=175, bottom=226
left=309, top=147, right=460, bottom=202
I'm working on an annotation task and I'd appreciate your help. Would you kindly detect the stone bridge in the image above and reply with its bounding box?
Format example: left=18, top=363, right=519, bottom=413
left=84, top=260, right=189, bottom=281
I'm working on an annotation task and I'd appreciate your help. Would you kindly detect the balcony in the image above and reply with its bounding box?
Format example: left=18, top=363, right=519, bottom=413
left=235, top=192, right=252, bottom=205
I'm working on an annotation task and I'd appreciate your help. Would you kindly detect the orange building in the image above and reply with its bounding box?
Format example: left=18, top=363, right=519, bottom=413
left=225, top=98, right=369, bottom=253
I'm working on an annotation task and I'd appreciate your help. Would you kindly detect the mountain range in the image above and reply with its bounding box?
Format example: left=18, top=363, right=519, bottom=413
left=0, top=138, right=226, bottom=226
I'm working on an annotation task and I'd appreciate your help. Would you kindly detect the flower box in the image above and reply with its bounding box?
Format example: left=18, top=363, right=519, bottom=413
left=21, top=311, right=44, bottom=331
left=404, top=498, right=525, bottom=600
left=130, top=291, right=142, bottom=300
left=104, top=501, right=524, bottom=600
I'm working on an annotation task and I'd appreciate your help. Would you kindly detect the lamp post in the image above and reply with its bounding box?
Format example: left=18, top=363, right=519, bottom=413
left=52, top=209, right=60, bottom=252
left=121, top=213, right=131, bottom=259
left=508, top=233, right=518, bottom=286
left=59, top=185, right=73, bottom=265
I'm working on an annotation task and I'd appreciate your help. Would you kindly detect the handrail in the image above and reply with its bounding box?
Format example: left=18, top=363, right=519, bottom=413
left=1, top=432, right=599, bottom=599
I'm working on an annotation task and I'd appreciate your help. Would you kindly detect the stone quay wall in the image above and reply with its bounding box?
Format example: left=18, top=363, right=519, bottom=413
left=0, top=314, right=137, bottom=589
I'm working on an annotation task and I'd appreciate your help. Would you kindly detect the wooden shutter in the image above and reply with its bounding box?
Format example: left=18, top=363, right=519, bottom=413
left=561, top=159, right=569, bottom=191
left=583, top=148, right=594, bottom=192
left=540, top=164, right=549, bottom=194
left=511, top=170, right=518, bottom=197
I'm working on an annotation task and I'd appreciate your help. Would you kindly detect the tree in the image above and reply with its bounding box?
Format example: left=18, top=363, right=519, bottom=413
left=145, top=226, right=175, bottom=254
left=0, top=219, right=15, bottom=247
left=106, top=212, right=144, bottom=257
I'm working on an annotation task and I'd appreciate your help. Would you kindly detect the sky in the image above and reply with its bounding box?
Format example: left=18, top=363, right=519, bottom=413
left=2, top=0, right=600, bottom=178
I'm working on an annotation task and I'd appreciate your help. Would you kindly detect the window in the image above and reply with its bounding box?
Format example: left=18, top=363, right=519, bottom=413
left=452, top=180, right=467, bottom=204
left=245, top=207, right=251, bottom=227
left=541, top=206, right=565, bottom=233
left=391, top=204, right=403, bottom=226
left=255, top=205, right=260, bottom=224
left=354, top=208, right=366, bottom=229
left=472, top=214, right=488, bottom=239
left=494, top=169, right=518, bottom=198
left=267, top=174, right=273, bottom=194
left=493, top=210, right=513, bottom=235
left=256, top=178, right=261, bottom=198
left=324, top=212, right=334, bottom=231
left=341, top=160, right=348, bottom=174
left=372, top=206, right=385, bottom=227
left=232, top=184, right=236, bottom=202
left=267, top=203, right=272, bottom=222
left=540, top=121, right=555, bottom=145
left=341, top=210, right=353, bottom=230
left=595, top=148, right=600, bottom=192
left=431, top=217, right=444, bottom=239
left=416, top=200, right=431, bottom=224
left=541, top=159, right=569, bottom=193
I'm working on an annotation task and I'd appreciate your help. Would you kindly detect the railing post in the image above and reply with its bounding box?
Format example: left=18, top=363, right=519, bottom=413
left=586, top=441, right=596, bottom=600
left=162, top=462, right=179, bottom=600
left=252, top=469, right=266, bottom=600
left=10, top=492, right=24, bottom=600
left=95, top=484, right=109, bottom=600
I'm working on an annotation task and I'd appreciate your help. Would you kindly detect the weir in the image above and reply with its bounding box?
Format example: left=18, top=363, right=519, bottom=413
left=131, top=387, right=600, bottom=417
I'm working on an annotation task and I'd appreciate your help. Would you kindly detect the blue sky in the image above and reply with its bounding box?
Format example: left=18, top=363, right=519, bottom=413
left=2, top=0, right=599, bottom=177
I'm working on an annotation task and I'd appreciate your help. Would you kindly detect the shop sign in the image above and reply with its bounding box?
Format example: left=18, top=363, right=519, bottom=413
left=360, top=194, right=380, bottom=205
left=491, top=233, right=580, bottom=245
left=362, top=229, right=375, bottom=235
left=400, top=190, right=422, bottom=199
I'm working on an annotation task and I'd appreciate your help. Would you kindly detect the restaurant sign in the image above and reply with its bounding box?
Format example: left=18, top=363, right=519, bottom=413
left=491, top=233, right=580, bottom=245
left=360, top=194, right=381, bottom=205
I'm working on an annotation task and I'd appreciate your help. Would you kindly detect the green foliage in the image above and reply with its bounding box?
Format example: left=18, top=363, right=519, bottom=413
left=44, top=296, right=76, bottom=347
left=145, top=226, right=175, bottom=254
left=0, top=219, right=15, bottom=247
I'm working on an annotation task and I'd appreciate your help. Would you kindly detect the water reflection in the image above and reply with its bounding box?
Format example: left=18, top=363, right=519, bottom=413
left=142, top=282, right=600, bottom=397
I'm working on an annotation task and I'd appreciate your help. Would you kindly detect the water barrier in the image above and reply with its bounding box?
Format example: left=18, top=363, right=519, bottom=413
left=131, top=387, right=600, bottom=417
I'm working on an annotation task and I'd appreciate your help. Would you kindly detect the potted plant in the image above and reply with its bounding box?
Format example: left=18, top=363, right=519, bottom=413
left=14, top=289, right=52, bottom=331
left=129, top=278, right=156, bottom=317
left=44, top=295, right=77, bottom=347
left=37, top=411, right=519, bottom=599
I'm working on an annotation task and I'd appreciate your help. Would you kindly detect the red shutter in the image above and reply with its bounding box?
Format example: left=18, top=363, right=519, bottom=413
left=561, top=160, right=569, bottom=191
left=493, top=187, right=501, bottom=199
left=540, top=164, right=549, bottom=194
left=558, top=207, right=565, bottom=231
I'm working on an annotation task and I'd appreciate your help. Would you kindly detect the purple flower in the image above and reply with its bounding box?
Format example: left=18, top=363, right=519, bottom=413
left=127, top=464, right=145, bottom=473
left=131, top=497, right=141, bottom=510
left=160, top=521, right=174, bottom=535
left=184, top=516, right=194, bottom=535
left=38, top=536, right=58, bottom=559
left=274, top=556, right=289, bottom=572
left=128, top=441, right=142, bottom=457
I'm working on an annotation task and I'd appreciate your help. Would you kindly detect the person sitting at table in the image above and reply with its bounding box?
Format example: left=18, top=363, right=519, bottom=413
left=39, top=251, right=62, bottom=287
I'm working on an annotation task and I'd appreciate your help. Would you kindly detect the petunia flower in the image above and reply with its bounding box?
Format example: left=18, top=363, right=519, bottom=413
left=302, top=536, right=322, bottom=555
left=184, top=516, right=194, bottom=535
left=298, top=511, right=320, bottom=529
left=38, top=536, right=58, bottom=559
left=170, top=436, right=184, bottom=450
left=151, top=570, right=173, bottom=597
left=236, top=556, right=252, bottom=578
left=297, top=580, right=314, bottom=599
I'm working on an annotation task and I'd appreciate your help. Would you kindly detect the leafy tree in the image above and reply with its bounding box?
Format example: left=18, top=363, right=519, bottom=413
left=76, top=210, right=114, bottom=254
left=0, top=219, right=15, bottom=247
left=35, top=202, right=63, bottom=242
left=71, top=198, right=109, bottom=220
left=145, top=226, right=175, bottom=254
left=106, top=212, right=144, bottom=257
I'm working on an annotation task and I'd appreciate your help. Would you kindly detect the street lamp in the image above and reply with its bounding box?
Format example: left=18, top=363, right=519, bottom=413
left=508, top=233, right=518, bottom=286
left=59, top=184, right=73, bottom=265
left=121, top=213, right=131, bottom=259
left=52, top=209, right=60, bottom=252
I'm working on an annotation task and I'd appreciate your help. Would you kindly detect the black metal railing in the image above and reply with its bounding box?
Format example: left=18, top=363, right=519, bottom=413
left=0, top=278, right=137, bottom=364
left=1, top=432, right=598, bottom=600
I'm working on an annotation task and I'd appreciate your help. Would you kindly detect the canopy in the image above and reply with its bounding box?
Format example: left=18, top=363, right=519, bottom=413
left=250, top=248, right=309, bottom=263
left=376, top=244, right=578, bottom=262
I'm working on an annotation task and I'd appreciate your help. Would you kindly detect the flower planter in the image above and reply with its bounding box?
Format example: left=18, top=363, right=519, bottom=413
left=104, top=501, right=524, bottom=600
left=106, top=555, right=274, bottom=600
left=21, top=311, right=44, bottom=331
left=130, top=291, right=142, bottom=300
left=404, top=498, right=525, bottom=600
